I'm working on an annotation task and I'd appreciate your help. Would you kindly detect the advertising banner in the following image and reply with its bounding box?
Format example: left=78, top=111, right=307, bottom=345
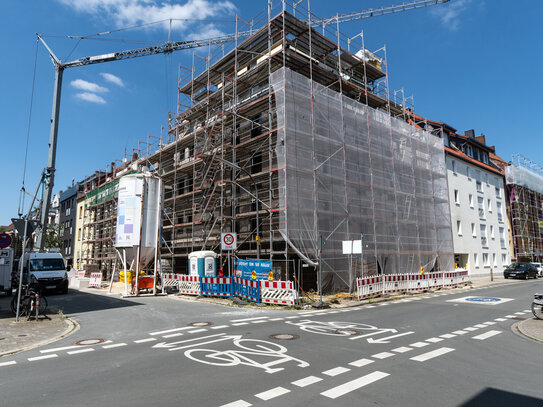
left=233, top=259, right=272, bottom=281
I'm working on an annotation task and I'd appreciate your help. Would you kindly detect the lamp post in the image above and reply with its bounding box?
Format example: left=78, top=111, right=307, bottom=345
left=215, top=157, right=260, bottom=259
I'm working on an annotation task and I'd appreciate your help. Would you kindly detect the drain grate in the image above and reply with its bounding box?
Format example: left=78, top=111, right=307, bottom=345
left=189, top=321, right=213, bottom=327
left=269, top=333, right=299, bottom=340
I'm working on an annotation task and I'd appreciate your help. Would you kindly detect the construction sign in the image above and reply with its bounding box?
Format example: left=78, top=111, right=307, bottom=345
left=234, top=259, right=271, bottom=280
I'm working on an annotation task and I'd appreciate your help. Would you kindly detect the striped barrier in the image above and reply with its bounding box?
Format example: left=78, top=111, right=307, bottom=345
left=383, top=274, right=409, bottom=294
left=356, top=276, right=383, bottom=300
left=260, top=280, right=296, bottom=306
left=75, top=270, right=86, bottom=278
left=200, top=277, right=232, bottom=297
left=443, top=271, right=458, bottom=287
left=426, top=272, right=444, bottom=289
left=178, top=275, right=201, bottom=295
left=88, top=272, right=102, bottom=288
left=408, top=274, right=428, bottom=292
left=233, top=277, right=261, bottom=303
left=162, top=273, right=181, bottom=288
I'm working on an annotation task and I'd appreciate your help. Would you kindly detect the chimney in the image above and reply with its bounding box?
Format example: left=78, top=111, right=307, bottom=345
left=465, top=129, right=475, bottom=139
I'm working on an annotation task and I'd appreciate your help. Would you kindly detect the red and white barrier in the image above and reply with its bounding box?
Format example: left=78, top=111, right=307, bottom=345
left=88, top=272, right=102, bottom=288
left=408, top=274, right=428, bottom=292
left=162, top=273, right=181, bottom=288
left=260, top=280, right=296, bottom=306
left=426, top=272, right=444, bottom=289
left=383, top=274, right=409, bottom=294
left=75, top=270, right=86, bottom=278
left=178, top=275, right=201, bottom=295
left=357, top=276, right=383, bottom=299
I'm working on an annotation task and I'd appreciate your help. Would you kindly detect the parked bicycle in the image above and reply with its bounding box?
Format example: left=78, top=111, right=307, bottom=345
left=10, top=278, right=48, bottom=320
left=532, top=293, right=543, bottom=320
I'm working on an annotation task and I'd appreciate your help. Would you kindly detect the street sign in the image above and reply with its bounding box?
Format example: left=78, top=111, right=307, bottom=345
left=11, top=218, right=40, bottom=237
left=0, top=233, right=12, bottom=249
left=221, top=233, right=237, bottom=251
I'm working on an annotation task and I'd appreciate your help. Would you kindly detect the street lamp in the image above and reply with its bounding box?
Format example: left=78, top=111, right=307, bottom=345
left=214, top=157, right=260, bottom=259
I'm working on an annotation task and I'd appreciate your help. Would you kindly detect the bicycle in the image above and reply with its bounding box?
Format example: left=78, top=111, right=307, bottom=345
left=532, top=293, right=543, bottom=320
left=10, top=281, right=48, bottom=320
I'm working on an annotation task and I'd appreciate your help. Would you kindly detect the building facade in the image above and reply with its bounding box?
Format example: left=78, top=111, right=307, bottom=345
left=59, top=184, right=79, bottom=266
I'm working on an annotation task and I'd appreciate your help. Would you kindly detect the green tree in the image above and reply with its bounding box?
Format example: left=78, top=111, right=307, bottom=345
left=44, top=223, right=61, bottom=250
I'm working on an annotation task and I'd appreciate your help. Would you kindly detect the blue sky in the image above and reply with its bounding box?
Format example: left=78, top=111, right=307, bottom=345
left=1, top=0, right=542, bottom=226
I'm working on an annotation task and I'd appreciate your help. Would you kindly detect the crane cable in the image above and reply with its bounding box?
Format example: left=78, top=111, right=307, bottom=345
left=18, top=37, right=40, bottom=217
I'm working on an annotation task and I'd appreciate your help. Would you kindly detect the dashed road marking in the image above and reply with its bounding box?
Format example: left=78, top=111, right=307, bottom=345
left=439, top=334, right=456, bottom=339
left=40, top=345, right=81, bottom=353
left=452, top=330, right=467, bottom=335
left=505, top=315, right=516, bottom=318
left=28, top=354, right=58, bottom=361
left=285, top=316, right=299, bottom=319
left=0, top=361, right=17, bottom=367
left=134, top=338, right=157, bottom=343
left=473, top=330, right=502, bottom=340
left=372, top=352, right=394, bottom=360
left=67, top=348, right=95, bottom=355
left=255, top=387, right=290, bottom=401
left=103, top=343, right=127, bottom=349
left=409, top=342, right=429, bottom=348
left=523, top=309, right=531, bottom=313
left=163, top=333, right=184, bottom=338
left=220, top=400, right=252, bottom=407
left=464, top=327, right=478, bottom=332
left=426, top=337, right=444, bottom=343
left=410, top=347, right=455, bottom=362
left=391, top=346, right=412, bottom=353
left=230, top=316, right=268, bottom=323
left=188, top=329, right=207, bottom=333
left=349, top=358, right=374, bottom=368
left=251, top=320, right=267, bottom=324
left=494, top=318, right=507, bottom=322
left=321, top=371, right=390, bottom=399
left=150, top=326, right=194, bottom=336
left=269, top=318, right=283, bottom=322
left=292, top=376, right=322, bottom=387
left=473, top=324, right=487, bottom=328
left=515, top=312, right=526, bottom=315
left=482, top=321, right=496, bottom=326
left=232, top=322, right=249, bottom=326
left=211, top=325, right=229, bottom=330
left=323, top=367, right=351, bottom=376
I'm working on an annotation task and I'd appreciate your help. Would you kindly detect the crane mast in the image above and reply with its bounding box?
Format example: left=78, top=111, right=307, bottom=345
left=33, top=0, right=452, bottom=249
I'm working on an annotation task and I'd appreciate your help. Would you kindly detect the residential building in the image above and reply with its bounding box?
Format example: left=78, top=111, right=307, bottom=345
left=59, top=183, right=79, bottom=266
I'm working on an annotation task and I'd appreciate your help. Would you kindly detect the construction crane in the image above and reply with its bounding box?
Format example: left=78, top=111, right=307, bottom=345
left=32, top=0, right=452, bottom=249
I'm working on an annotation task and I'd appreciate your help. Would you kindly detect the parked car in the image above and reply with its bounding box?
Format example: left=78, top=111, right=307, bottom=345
left=503, top=263, right=538, bottom=280
left=531, top=262, right=543, bottom=278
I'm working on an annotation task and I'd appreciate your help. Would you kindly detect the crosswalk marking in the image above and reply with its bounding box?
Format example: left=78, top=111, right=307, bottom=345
left=321, top=371, right=390, bottom=399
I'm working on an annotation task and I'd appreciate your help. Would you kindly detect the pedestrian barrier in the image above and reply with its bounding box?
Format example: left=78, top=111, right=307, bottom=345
left=383, top=274, right=409, bottom=294
left=233, top=277, right=261, bottom=303
left=260, top=280, right=296, bottom=306
left=426, top=272, right=444, bottom=289
left=178, top=275, right=201, bottom=295
left=408, top=274, right=428, bottom=292
left=443, top=271, right=458, bottom=287
left=162, top=273, right=181, bottom=288
left=88, top=272, right=102, bottom=288
left=75, top=270, right=86, bottom=278
left=356, top=276, right=383, bottom=300
left=200, top=277, right=232, bottom=297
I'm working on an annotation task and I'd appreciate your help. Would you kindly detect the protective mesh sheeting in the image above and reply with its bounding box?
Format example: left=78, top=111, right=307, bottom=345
left=273, top=68, right=454, bottom=292
left=506, top=165, right=543, bottom=195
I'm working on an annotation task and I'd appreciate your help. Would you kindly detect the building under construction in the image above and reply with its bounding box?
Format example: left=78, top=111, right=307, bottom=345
left=144, top=2, right=454, bottom=292
left=506, top=155, right=543, bottom=263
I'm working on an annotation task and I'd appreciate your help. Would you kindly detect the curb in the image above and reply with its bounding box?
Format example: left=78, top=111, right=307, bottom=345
left=0, top=317, right=80, bottom=357
left=513, top=319, right=543, bottom=344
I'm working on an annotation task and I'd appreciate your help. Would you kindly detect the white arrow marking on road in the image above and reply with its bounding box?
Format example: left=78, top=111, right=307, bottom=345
left=169, top=335, right=243, bottom=351
left=152, top=333, right=227, bottom=349
left=366, top=331, right=415, bottom=344
left=348, top=328, right=397, bottom=340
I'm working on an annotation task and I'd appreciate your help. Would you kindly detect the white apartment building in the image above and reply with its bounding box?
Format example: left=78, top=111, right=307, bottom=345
left=445, top=131, right=510, bottom=276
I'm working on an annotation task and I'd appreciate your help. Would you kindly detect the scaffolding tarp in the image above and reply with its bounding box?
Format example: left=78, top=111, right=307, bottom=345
left=272, top=67, right=454, bottom=292
left=506, top=164, right=543, bottom=195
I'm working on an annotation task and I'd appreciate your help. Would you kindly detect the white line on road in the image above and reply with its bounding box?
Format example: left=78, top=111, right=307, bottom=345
left=150, top=327, right=194, bottom=336
left=255, top=387, right=290, bottom=401
left=464, top=327, right=478, bottom=332
left=232, top=323, right=248, bottom=326
left=103, top=343, right=127, bottom=349
left=482, top=321, right=496, bottom=326
left=292, top=376, right=322, bottom=387
left=439, top=334, right=456, bottom=339
left=211, top=325, right=229, bottom=330
left=371, top=352, right=394, bottom=360
left=251, top=320, right=267, bottom=324
left=230, top=316, right=269, bottom=323
left=323, top=367, right=351, bottom=376
left=410, top=347, right=455, bottom=362
left=349, top=358, right=374, bottom=368
left=391, top=346, right=412, bottom=353
left=188, top=329, right=207, bottom=333
left=452, top=330, right=467, bottom=335
left=67, top=348, right=95, bottom=355
left=28, top=354, right=58, bottom=361
left=426, top=337, right=444, bottom=343
left=494, top=318, right=507, bottom=322
left=40, top=345, right=81, bottom=353
left=409, top=342, right=429, bottom=348
left=472, top=330, right=502, bottom=340
left=163, top=333, right=184, bottom=338
left=0, top=361, right=17, bottom=367
left=321, top=371, right=390, bottom=399
left=523, top=309, right=531, bottom=313
left=505, top=315, right=517, bottom=318
left=473, top=324, right=487, bottom=328
left=134, top=338, right=157, bottom=343
left=515, top=312, right=526, bottom=315
left=220, top=400, right=252, bottom=407
left=285, top=316, right=299, bottom=319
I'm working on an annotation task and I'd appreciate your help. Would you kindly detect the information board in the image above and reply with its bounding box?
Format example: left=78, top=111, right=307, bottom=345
left=233, top=259, right=272, bottom=280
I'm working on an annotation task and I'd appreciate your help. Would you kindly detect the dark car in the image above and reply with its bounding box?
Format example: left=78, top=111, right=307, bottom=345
left=503, top=263, right=538, bottom=280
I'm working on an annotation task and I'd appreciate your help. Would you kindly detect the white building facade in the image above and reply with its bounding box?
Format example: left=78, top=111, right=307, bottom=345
left=445, top=139, right=510, bottom=276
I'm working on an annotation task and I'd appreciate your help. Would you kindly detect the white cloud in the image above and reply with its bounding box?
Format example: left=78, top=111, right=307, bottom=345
left=75, top=92, right=107, bottom=104
left=431, top=0, right=472, bottom=30
left=71, top=79, right=109, bottom=93
left=57, top=0, right=236, bottom=30
left=100, top=72, right=124, bottom=87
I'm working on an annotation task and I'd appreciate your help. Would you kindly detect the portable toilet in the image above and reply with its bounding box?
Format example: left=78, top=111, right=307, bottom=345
left=188, top=251, right=218, bottom=277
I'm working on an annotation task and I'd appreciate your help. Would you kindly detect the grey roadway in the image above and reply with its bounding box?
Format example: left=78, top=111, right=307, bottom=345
left=1, top=280, right=543, bottom=407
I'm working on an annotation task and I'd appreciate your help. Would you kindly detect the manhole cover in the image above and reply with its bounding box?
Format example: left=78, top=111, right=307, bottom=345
left=75, top=338, right=106, bottom=346
left=269, top=333, right=299, bottom=340
left=334, top=329, right=360, bottom=336
left=189, top=322, right=213, bottom=327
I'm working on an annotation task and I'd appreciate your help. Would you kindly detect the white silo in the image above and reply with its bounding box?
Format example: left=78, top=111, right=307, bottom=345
left=115, top=173, right=162, bottom=275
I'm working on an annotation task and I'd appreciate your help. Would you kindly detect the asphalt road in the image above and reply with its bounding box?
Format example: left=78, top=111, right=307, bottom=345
left=1, top=280, right=543, bottom=407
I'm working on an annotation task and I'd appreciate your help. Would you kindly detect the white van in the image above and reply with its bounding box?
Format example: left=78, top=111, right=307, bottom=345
left=22, top=252, right=69, bottom=294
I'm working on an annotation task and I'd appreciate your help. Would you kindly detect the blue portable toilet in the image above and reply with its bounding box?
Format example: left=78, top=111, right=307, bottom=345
left=189, top=251, right=218, bottom=277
